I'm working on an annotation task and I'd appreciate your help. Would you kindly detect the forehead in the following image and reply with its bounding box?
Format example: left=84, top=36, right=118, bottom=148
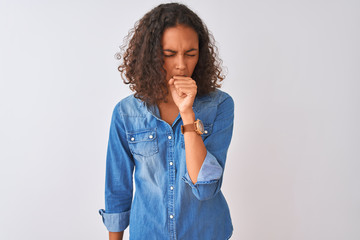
left=161, top=25, right=199, bottom=49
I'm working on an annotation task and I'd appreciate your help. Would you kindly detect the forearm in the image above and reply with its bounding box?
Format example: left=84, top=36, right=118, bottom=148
left=109, top=231, right=123, bottom=240
left=181, top=110, right=207, bottom=184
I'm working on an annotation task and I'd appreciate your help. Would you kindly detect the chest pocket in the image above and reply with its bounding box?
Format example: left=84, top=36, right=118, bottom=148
left=127, top=128, right=158, bottom=157
left=181, top=124, right=213, bottom=149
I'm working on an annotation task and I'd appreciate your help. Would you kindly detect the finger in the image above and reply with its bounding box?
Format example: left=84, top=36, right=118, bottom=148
left=174, top=83, right=197, bottom=92
left=168, top=77, right=175, bottom=85
left=172, top=75, right=189, bottom=78
left=173, top=79, right=195, bottom=84
left=168, top=78, right=177, bottom=93
left=174, top=83, right=197, bottom=89
left=176, top=86, right=197, bottom=91
left=176, top=87, right=197, bottom=96
left=175, top=88, right=187, bottom=98
left=173, top=76, right=192, bottom=80
left=172, top=75, right=194, bottom=81
left=173, top=79, right=196, bottom=86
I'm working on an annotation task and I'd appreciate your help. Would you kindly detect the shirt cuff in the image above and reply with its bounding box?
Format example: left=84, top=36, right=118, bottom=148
left=183, top=150, right=223, bottom=186
left=98, top=209, right=130, bottom=232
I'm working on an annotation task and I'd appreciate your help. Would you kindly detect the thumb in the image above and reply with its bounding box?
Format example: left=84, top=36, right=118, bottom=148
left=168, top=77, right=176, bottom=92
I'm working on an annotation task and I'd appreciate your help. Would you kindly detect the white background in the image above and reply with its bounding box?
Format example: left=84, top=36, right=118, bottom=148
left=0, top=0, right=359, bottom=239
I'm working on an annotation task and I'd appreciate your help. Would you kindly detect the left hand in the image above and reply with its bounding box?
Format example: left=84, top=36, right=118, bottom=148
left=168, top=75, right=197, bottom=113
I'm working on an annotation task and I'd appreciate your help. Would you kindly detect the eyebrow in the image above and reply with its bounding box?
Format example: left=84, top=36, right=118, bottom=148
left=162, top=48, right=198, bottom=53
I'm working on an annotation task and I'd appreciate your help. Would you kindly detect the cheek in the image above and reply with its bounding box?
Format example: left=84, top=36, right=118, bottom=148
left=190, top=58, right=199, bottom=70
left=163, top=59, right=173, bottom=69
left=162, top=61, right=170, bottom=72
left=162, top=60, right=173, bottom=78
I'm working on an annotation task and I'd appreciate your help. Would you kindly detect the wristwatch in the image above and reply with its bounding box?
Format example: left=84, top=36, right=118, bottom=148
left=181, top=119, right=204, bottom=135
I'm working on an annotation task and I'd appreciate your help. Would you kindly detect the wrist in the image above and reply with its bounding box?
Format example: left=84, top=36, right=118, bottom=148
left=180, top=110, right=195, bottom=124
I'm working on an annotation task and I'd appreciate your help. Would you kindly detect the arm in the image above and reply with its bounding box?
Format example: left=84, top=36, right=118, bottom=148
left=168, top=76, right=234, bottom=201
left=109, top=231, right=124, bottom=240
left=168, top=76, right=207, bottom=183
left=181, top=110, right=207, bottom=184
left=99, top=102, right=134, bottom=233
left=182, top=95, right=234, bottom=201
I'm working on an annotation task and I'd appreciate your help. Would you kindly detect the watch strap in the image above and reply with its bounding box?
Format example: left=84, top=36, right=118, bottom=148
left=181, top=119, right=204, bottom=135
left=181, top=123, right=196, bottom=134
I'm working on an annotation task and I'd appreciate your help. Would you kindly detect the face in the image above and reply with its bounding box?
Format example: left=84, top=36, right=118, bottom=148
left=161, top=24, right=199, bottom=81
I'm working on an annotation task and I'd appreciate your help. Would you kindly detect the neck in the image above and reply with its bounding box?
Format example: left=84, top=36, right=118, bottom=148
left=158, top=94, right=175, bottom=105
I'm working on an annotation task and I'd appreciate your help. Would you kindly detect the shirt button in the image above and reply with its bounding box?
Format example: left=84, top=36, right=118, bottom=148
left=170, top=186, right=174, bottom=190
left=130, top=137, right=135, bottom=141
left=168, top=135, right=172, bottom=140
left=169, top=161, right=173, bottom=166
left=170, top=215, right=174, bottom=219
left=204, top=130, right=208, bottom=134
left=149, top=135, right=153, bottom=139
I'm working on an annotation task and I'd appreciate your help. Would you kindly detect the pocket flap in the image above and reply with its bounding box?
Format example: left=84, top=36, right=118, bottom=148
left=127, top=129, right=157, bottom=143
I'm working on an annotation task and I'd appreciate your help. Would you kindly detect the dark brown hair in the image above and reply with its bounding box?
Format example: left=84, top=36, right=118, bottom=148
left=116, top=2, right=225, bottom=105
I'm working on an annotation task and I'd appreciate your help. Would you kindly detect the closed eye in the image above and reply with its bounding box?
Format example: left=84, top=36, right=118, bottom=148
left=163, top=48, right=198, bottom=57
left=164, top=54, right=196, bottom=57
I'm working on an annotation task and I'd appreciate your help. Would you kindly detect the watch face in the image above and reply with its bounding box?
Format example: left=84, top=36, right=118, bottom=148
left=196, top=119, right=204, bottom=134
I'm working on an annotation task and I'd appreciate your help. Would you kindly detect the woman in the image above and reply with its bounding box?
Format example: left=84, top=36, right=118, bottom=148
left=99, top=3, right=234, bottom=240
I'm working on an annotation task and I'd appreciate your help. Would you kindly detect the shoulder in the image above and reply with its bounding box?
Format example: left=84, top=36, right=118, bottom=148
left=112, top=94, right=147, bottom=117
left=211, top=89, right=233, bottom=105
left=194, top=89, right=234, bottom=109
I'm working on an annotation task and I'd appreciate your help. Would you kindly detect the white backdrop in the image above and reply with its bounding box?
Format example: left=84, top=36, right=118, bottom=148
left=0, top=0, right=359, bottom=239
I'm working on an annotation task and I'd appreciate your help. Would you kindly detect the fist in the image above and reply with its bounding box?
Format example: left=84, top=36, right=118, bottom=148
left=168, top=75, right=197, bottom=113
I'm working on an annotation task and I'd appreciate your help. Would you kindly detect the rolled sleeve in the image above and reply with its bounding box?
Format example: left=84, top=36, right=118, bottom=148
left=98, top=209, right=130, bottom=232
left=182, top=151, right=223, bottom=201
left=182, top=150, right=223, bottom=184
left=196, top=151, right=223, bottom=182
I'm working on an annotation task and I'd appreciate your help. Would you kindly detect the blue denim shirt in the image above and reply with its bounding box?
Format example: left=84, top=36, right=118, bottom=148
left=99, top=89, right=234, bottom=240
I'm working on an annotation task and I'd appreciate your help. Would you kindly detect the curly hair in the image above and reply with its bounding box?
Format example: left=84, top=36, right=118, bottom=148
left=116, top=2, right=226, bottom=105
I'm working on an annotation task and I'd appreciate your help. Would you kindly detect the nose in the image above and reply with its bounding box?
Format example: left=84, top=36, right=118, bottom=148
left=175, top=55, right=186, bottom=71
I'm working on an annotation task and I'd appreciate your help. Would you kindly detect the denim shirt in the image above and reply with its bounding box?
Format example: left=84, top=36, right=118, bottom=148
left=99, top=89, right=234, bottom=240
